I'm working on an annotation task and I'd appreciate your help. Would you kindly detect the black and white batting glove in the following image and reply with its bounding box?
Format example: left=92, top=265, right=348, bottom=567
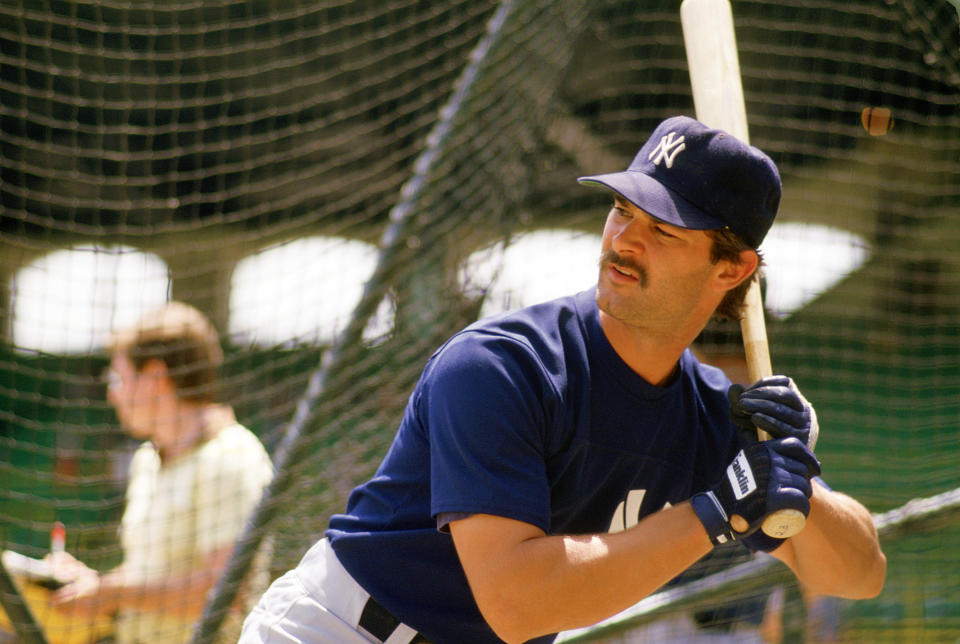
left=728, top=376, right=819, bottom=451
left=690, top=437, right=821, bottom=547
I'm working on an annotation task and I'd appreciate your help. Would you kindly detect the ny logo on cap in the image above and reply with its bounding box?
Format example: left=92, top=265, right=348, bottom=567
left=648, top=131, right=686, bottom=168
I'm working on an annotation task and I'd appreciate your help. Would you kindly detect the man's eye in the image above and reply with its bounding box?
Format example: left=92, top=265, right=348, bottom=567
left=655, top=226, right=677, bottom=239
left=613, top=206, right=631, bottom=218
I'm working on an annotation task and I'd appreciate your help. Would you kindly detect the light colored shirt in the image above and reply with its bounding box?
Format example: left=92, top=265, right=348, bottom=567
left=117, top=421, right=273, bottom=644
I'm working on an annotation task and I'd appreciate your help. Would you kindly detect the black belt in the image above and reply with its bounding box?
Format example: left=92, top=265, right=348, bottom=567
left=358, top=595, right=432, bottom=643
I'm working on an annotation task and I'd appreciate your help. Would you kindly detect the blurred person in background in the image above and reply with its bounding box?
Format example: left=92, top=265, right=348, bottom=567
left=48, top=301, right=274, bottom=644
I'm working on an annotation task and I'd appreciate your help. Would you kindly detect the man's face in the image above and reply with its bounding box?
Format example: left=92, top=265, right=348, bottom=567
left=106, top=352, right=161, bottom=439
left=596, top=196, right=719, bottom=332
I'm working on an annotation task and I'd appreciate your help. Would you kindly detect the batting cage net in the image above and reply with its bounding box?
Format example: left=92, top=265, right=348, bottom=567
left=1, top=1, right=958, bottom=642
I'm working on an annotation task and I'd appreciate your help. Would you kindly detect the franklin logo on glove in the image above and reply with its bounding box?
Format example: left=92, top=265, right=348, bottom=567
left=728, top=451, right=757, bottom=500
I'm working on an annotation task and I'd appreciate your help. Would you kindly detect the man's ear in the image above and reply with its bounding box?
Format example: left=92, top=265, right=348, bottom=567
left=140, top=358, right=174, bottom=394
left=715, top=249, right=759, bottom=290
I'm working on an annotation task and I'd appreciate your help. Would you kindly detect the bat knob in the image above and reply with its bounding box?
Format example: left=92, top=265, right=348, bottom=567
left=761, top=509, right=806, bottom=538
left=729, top=510, right=806, bottom=538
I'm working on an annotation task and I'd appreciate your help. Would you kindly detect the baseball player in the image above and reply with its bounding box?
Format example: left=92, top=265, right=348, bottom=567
left=240, top=116, right=885, bottom=644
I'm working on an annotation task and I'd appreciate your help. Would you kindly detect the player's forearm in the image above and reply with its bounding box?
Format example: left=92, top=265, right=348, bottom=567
left=781, top=484, right=886, bottom=598
left=454, top=504, right=713, bottom=643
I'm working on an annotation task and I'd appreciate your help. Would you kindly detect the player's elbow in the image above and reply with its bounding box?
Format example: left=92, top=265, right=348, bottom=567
left=826, top=546, right=886, bottom=600
left=486, top=617, right=536, bottom=644
left=848, top=538, right=887, bottom=599
left=474, top=591, right=544, bottom=644
left=471, top=574, right=563, bottom=644
left=855, top=549, right=886, bottom=599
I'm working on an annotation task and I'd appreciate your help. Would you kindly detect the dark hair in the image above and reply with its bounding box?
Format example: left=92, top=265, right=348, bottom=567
left=708, top=227, right=764, bottom=321
left=111, top=302, right=223, bottom=403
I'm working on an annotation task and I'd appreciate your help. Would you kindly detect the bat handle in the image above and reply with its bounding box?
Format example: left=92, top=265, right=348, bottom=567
left=682, top=0, right=807, bottom=541
left=741, top=281, right=807, bottom=539
left=741, top=280, right=772, bottom=382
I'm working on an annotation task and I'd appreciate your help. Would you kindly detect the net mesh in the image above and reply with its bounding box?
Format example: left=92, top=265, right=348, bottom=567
left=1, top=0, right=958, bottom=642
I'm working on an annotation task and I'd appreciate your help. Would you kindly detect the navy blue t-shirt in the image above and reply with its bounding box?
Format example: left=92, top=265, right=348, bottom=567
left=327, top=288, right=742, bottom=643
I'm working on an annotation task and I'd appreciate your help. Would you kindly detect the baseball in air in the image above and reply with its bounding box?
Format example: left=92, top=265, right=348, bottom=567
left=861, top=107, right=893, bottom=136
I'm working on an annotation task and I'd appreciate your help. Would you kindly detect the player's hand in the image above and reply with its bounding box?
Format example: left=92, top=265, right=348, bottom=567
left=691, top=437, right=821, bottom=546
left=728, top=376, right=819, bottom=450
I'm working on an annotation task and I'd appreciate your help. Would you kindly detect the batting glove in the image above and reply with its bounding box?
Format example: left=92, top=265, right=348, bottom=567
left=740, top=527, right=789, bottom=553
left=728, top=376, right=819, bottom=450
left=691, top=437, right=821, bottom=546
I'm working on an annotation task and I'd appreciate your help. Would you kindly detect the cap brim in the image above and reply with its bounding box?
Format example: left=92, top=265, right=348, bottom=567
left=578, top=171, right=724, bottom=231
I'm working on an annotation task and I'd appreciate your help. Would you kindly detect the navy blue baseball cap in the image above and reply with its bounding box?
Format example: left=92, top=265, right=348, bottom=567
left=578, top=115, right=781, bottom=248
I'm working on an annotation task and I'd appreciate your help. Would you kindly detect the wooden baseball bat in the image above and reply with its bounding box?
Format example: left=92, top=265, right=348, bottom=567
left=680, top=0, right=806, bottom=539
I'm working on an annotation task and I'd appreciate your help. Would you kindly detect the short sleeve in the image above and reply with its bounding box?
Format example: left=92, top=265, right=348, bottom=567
left=193, top=426, right=274, bottom=554
left=422, top=332, right=560, bottom=532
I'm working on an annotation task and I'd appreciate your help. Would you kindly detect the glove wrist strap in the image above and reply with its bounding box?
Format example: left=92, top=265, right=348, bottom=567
left=691, top=491, right=734, bottom=546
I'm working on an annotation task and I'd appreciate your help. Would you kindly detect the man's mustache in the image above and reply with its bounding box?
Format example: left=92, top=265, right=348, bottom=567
left=599, top=249, right=647, bottom=287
